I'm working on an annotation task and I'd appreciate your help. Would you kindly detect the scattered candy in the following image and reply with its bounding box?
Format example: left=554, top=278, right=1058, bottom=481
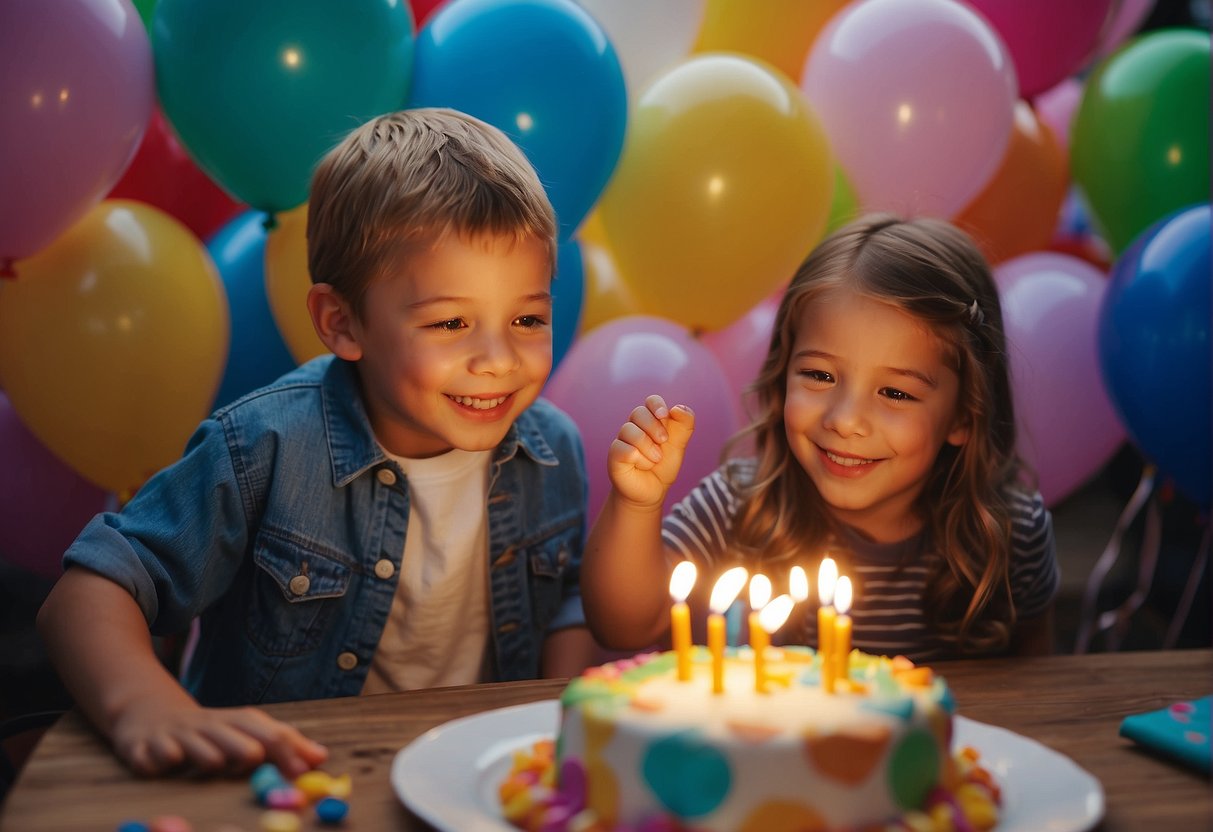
left=250, top=763, right=289, bottom=804
left=315, top=796, right=349, bottom=825
left=116, top=823, right=151, bottom=832
left=264, top=786, right=307, bottom=811
left=259, top=810, right=301, bottom=832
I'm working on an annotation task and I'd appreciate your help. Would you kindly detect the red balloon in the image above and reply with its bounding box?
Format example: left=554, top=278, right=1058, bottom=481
left=107, top=107, right=245, bottom=241
left=409, top=0, right=450, bottom=27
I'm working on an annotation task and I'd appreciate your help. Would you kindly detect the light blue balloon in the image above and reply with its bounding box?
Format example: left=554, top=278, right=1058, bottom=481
left=409, top=0, right=627, bottom=240
left=553, top=238, right=585, bottom=373
left=153, top=0, right=415, bottom=214
left=207, top=211, right=298, bottom=410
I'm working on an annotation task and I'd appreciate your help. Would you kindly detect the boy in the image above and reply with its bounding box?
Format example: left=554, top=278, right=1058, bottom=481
left=37, top=109, right=594, bottom=777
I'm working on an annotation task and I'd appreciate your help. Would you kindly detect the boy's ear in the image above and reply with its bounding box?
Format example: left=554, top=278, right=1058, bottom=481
left=307, top=283, right=363, bottom=361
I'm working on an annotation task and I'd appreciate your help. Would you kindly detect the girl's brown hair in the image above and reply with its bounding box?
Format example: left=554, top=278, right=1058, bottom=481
left=726, top=213, right=1026, bottom=653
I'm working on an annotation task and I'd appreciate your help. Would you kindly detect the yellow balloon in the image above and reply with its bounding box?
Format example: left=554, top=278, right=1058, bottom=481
left=578, top=235, right=644, bottom=334
left=0, top=200, right=229, bottom=496
left=694, top=0, right=850, bottom=82
left=264, top=204, right=327, bottom=364
left=598, top=54, right=834, bottom=333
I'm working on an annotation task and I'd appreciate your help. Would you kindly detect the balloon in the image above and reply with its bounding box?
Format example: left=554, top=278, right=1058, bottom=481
left=578, top=234, right=643, bottom=334
left=826, top=165, right=861, bottom=234
left=0, top=0, right=153, bottom=264
left=801, top=0, right=1017, bottom=219
left=0, top=201, right=229, bottom=496
left=692, top=0, right=850, bottom=82
left=1095, top=0, right=1156, bottom=57
left=599, top=54, right=833, bottom=332
left=410, top=0, right=627, bottom=241
left=994, top=252, right=1125, bottom=506
left=699, top=292, right=780, bottom=423
left=574, top=0, right=705, bottom=104
left=409, top=0, right=450, bottom=27
left=553, top=239, right=586, bottom=373
left=955, top=101, right=1069, bottom=264
left=207, top=211, right=298, bottom=410
left=965, top=0, right=1114, bottom=98
left=1032, top=76, right=1083, bottom=155
left=1098, top=204, right=1211, bottom=505
left=131, top=0, right=157, bottom=28
left=545, top=316, right=741, bottom=524
left=108, top=106, right=246, bottom=242
left=264, top=205, right=328, bottom=365
left=153, top=0, right=415, bottom=214
left=0, top=393, right=110, bottom=581
left=1070, top=29, right=1210, bottom=253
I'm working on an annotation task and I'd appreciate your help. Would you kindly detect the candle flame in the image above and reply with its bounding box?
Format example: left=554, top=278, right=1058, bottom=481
left=669, top=560, right=697, bottom=602
left=709, top=566, right=749, bottom=613
left=818, top=557, right=838, bottom=606
left=835, top=576, right=852, bottom=616
left=758, top=595, right=794, bottom=633
left=789, top=565, right=809, bottom=602
left=749, top=573, right=771, bottom=610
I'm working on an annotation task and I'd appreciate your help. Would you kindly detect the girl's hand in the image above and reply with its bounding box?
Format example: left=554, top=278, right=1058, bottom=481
left=110, top=694, right=328, bottom=778
left=607, top=394, right=695, bottom=510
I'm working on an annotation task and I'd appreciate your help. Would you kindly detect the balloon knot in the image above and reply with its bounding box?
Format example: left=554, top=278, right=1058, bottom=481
left=262, top=212, right=279, bottom=232
left=0, top=258, right=16, bottom=279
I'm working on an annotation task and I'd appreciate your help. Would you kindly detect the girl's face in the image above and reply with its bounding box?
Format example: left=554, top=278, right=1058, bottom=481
left=784, top=287, right=969, bottom=542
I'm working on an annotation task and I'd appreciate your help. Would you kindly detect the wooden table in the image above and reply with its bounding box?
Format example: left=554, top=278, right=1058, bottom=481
left=2, top=649, right=1209, bottom=831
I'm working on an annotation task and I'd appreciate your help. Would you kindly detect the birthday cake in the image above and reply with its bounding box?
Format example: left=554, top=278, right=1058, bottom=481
left=499, top=647, right=1000, bottom=832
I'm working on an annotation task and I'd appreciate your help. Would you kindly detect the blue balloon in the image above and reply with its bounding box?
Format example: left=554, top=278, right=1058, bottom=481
left=409, top=0, right=627, bottom=240
left=207, top=211, right=298, bottom=410
left=1098, top=204, right=1211, bottom=505
left=553, top=238, right=585, bottom=373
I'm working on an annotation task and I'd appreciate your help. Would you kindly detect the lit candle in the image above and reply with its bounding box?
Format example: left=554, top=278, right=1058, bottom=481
left=755, top=594, right=794, bottom=693
left=669, top=561, right=697, bottom=681
left=789, top=565, right=810, bottom=604
left=709, top=567, right=748, bottom=694
left=748, top=574, right=772, bottom=692
left=833, top=576, right=853, bottom=691
left=818, top=557, right=838, bottom=693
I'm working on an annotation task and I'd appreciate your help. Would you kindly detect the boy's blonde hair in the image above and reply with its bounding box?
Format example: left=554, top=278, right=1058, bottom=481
left=307, top=108, right=557, bottom=317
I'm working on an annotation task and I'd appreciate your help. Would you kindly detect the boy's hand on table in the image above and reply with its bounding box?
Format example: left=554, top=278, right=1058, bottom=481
left=111, top=695, right=328, bottom=778
left=607, top=395, right=695, bottom=511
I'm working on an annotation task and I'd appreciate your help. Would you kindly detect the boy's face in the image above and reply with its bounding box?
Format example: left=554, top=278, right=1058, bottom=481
left=783, top=287, right=969, bottom=542
left=348, top=232, right=553, bottom=459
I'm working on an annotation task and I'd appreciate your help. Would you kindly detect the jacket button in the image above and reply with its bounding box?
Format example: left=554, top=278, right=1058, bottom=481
left=374, top=559, right=395, bottom=579
left=497, top=621, right=520, bottom=634
left=288, top=575, right=311, bottom=596
left=376, top=468, right=397, bottom=486
left=337, top=652, right=358, bottom=671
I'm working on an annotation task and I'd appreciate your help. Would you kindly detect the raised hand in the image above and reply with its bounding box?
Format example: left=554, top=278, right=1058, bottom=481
left=607, top=394, right=696, bottom=510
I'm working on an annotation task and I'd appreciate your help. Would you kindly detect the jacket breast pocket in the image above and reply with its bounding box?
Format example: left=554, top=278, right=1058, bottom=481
left=247, top=533, right=353, bottom=657
left=523, top=523, right=577, bottom=630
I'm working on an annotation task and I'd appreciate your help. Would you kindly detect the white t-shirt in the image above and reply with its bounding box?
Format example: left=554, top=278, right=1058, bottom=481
left=362, top=448, right=493, bottom=694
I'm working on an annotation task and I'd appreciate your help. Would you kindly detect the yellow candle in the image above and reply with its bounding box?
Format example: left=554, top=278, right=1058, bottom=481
left=708, top=567, right=748, bottom=694
left=756, top=595, right=794, bottom=694
left=748, top=574, right=771, bottom=693
left=789, top=565, right=810, bottom=604
left=818, top=557, right=838, bottom=693
left=669, top=561, right=697, bottom=682
left=834, top=576, right=853, bottom=690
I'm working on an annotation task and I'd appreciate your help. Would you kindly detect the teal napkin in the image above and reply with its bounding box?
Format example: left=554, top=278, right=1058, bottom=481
left=1119, top=695, right=1211, bottom=775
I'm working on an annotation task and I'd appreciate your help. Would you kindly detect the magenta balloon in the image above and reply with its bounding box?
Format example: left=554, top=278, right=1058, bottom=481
left=966, top=0, right=1114, bottom=98
left=700, top=293, right=780, bottom=423
left=801, top=0, right=1017, bottom=219
left=0, top=0, right=153, bottom=263
left=1032, top=76, right=1083, bottom=155
left=545, top=316, right=742, bottom=525
left=994, top=252, right=1125, bottom=506
left=0, top=394, right=110, bottom=580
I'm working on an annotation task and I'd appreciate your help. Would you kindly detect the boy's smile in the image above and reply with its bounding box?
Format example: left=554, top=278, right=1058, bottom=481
left=344, top=231, right=553, bottom=459
left=784, top=288, right=969, bottom=542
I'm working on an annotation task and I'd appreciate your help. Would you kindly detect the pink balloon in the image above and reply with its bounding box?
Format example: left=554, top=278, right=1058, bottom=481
left=1096, top=0, right=1157, bottom=57
left=966, top=0, right=1114, bottom=98
left=700, top=293, right=780, bottom=423
left=546, top=316, right=742, bottom=525
left=801, top=0, right=1017, bottom=219
left=1032, top=76, right=1083, bottom=155
left=0, top=394, right=110, bottom=580
left=0, top=0, right=153, bottom=265
left=995, top=252, right=1125, bottom=506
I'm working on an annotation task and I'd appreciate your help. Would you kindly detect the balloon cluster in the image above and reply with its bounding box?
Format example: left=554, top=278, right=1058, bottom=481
left=0, top=0, right=1208, bottom=580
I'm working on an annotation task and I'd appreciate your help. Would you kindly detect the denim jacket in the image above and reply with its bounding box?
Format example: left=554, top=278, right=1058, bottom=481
left=64, top=356, right=587, bottom=705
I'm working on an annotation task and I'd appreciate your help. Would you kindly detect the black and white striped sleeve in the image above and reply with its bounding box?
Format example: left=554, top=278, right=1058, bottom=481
left=660, top=464, right=742, bottom=569
left=1008, top=489, right=1060, bottom=620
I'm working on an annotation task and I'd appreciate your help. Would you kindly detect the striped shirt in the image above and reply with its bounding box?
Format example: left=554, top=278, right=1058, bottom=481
left=661, top=460, right=1059, bottom=663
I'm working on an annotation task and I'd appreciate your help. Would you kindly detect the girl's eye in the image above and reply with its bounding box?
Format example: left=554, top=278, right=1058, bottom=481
left=880, top=387, right=917, bottom=402
left=798, top=369, right=833, bottom=383
left=428, top=318, right=465, bottom=331
left=514, top=314, right=549, bottom=329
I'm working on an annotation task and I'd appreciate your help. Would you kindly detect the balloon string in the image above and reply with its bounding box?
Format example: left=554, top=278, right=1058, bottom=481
left=0, top=258, right=16, bottom=279
left=262, top=212, right=279, bottom=232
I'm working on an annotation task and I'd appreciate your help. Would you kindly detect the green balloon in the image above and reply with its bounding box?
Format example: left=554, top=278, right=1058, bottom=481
left=132, top=0, right=157, bottom=31
left=826, top=164, right=860, bottom=234
left=153, top=0, right=415, bottom=214
left=1071, top=29, right=1210, bottom=254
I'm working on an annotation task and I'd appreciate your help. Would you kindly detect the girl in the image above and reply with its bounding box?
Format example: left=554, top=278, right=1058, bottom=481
left=582, top=214, right=1058, bottom=661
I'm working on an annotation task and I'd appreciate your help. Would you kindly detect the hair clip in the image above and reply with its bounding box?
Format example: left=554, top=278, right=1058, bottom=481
left=967, top=299, right=984, bottom=326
